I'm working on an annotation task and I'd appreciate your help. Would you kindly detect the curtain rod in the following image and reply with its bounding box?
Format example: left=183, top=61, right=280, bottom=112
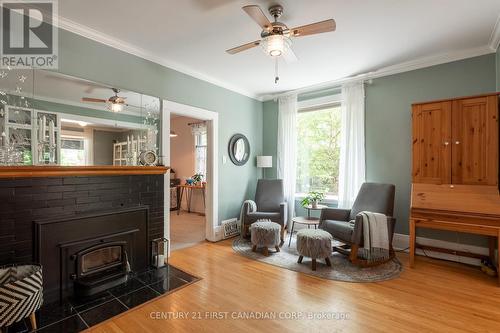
left=266, top=72, right=376, bottom=102
left=188, top=121, right=206, bottom=126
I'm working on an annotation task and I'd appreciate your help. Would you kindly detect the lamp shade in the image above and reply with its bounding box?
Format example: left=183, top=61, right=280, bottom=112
left=257, top=156, right=272, bottom=168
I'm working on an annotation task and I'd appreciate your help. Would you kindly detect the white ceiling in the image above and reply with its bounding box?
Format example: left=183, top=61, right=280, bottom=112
left=58, top=0, right=500, bottom=100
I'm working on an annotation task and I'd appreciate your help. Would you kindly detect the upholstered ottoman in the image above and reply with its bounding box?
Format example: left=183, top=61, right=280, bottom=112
left=296, top=229, right=333, bottom=271
left=250, top=220, right=281, bottom=256
left=0, top=264, right=43, bottom=331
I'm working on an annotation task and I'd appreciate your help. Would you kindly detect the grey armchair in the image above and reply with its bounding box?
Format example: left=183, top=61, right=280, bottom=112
left=319, top=182, right=396, bottom=266
left=242, top=179, right=287, bottom=244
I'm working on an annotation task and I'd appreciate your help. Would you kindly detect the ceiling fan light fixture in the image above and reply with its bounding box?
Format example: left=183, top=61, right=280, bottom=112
left=111, top=102, right=123, bottom=112
left=261, top=34, right=290, bottom=57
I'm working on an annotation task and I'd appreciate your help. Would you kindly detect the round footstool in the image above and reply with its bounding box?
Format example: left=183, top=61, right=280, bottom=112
left=0, top=264, right=43, bottom=330
left=250, top=221, right=281, bottom=256
left=296, top=229, right=333, bottom=271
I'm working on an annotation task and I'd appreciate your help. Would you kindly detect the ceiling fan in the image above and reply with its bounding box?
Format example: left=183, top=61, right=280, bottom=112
left=226, top=4, right=336, bottom=83
left=81, top=88, right=127, bottom=112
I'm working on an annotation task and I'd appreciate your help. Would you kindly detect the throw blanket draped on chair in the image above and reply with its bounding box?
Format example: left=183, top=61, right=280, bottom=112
left=239, top=200, right=256, bottom=239
left=358, top=211, right=390, bottom=263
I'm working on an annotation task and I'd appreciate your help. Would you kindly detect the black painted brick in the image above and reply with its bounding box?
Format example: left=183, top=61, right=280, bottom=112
left=0, top=175, right=164, bottom=265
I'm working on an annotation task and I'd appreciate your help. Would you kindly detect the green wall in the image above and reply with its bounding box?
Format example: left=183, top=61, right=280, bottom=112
left=57, top=28, right=263, bottom=222
left=263, top=100, right=278, bottom=179
left=263, top=54, right=497, bottom=245
left=366, top=54, right=496, bottom=245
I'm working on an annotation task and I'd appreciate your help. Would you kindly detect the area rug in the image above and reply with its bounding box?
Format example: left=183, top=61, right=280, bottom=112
left=232, top=236, right=402, bottom=282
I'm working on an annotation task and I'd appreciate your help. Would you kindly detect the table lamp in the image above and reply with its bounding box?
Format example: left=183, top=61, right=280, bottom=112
left=257, top=156, right=272, bottom=179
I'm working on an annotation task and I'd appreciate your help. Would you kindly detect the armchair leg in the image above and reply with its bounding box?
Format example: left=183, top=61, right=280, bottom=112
left=349, top=244, right=359, bottom=264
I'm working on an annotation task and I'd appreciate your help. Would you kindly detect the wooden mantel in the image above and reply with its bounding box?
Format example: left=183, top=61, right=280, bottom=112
left=0, top=165, right=170, bottom=178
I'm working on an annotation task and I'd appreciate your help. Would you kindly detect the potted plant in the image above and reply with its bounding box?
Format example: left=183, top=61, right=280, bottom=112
left=301, top=191, right=325, bottom=209
left=192, top=173, right=203, bottom=185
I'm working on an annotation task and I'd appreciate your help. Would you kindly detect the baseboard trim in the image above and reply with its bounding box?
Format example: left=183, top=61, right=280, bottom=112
left=393, top=233, right=490, bottom=266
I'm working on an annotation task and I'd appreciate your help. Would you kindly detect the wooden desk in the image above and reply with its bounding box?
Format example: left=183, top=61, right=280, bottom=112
left=177, top=184, right=205, bottom=215
left=410, top=184, right=500, bottom=285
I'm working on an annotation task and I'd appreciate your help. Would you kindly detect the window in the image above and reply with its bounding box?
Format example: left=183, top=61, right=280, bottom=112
left=296, top=104, right=341, bottom=199
left=60, top=137, right=85, bottom=166
left=194, top=132, right=207, bottom=178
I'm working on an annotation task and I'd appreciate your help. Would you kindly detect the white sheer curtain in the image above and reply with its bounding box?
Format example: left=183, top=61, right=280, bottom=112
left=277, top=94, right=298, bottom=227
left=338, top=82, right=366, bottom=208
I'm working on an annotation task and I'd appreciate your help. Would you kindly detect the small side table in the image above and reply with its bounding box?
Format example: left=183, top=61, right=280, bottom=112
left=177, top=184, right=206, bottom=215
left=304, top=204, right=328, bottom=219
left=288, top=205, right=328, bottom=247
left=288, top=216, right=320, bottom=247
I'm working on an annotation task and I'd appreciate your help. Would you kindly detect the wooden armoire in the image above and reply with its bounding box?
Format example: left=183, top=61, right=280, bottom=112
left=409, top=92, right=500, bottom=284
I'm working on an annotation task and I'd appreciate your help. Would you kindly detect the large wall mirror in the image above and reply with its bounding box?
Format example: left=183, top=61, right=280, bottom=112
left=0, top=68, right=161, bottom=166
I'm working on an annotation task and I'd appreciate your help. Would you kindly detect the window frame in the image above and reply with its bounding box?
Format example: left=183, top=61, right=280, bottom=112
left=194, top=132, right=207, bottom=177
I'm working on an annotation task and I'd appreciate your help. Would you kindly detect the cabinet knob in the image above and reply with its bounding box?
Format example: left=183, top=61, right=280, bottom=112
left=443, top=141, right=449, bottom=146
left=455, top=141, right=460, bottom=145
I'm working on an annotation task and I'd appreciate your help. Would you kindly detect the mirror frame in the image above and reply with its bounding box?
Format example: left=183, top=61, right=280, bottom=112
left=228, top=133, right=250, bottom=166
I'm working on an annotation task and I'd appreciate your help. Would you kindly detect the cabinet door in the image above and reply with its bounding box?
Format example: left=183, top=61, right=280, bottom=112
left=412, top=102, right=452, bottom=184
left=452, top=96, right=498, bottom=185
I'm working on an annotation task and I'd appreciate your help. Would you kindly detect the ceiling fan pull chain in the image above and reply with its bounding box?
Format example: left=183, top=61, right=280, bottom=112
left=274, top=57, right=279, bottom=84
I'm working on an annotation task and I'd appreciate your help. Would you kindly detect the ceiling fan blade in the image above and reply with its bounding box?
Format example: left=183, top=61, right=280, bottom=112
left=283, top=47, right=298, bottom=64
left=291, top=19, right=336, bottom=37
left=226, top=40, right=261, bottom=54
left=242, top=5, right=272, bottom=30
left=81, top=97, right=107, bottom=103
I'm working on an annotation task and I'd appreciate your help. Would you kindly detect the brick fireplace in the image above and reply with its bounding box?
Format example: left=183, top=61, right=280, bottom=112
left=0, top=174, right=164, bottom=299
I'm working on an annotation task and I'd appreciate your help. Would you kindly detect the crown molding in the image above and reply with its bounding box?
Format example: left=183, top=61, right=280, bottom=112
left=489, top=14, right=500, bottom=51
left=56, top=17, right=262, bottom=101
left=261, top=45, right=495, bottom=101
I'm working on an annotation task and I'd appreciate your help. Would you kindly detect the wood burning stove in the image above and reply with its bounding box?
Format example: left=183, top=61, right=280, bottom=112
left=34, top=207, right=149, bottom=301
left=71, top=241, right=129, bottom=297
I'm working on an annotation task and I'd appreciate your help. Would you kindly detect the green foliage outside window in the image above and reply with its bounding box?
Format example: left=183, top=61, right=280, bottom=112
left=296, top=106, right=341, bottom=196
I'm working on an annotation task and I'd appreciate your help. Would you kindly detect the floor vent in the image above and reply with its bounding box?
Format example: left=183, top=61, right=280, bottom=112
left=221, top=218, right=240, bottom=239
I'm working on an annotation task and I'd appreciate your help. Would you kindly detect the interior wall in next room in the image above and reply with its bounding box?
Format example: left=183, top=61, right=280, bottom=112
left=93, top=129, right=118, bottom=165
left=170, top=116, right=204, bottom=213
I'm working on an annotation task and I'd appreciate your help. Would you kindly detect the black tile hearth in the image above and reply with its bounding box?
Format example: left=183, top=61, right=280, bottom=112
left=118, top=286, right=160, bottom=308
left=36, top=315, right=88, bottom=333
left=3, top=265, right=200, bottom=333
left=149, top=275, right=188, bottom=294
left=5, top=319, right=29, bottom=333
left=70, top=291, right=115, bottom=312
left=108, top=277, right=146, bottom=298
left=79, top=299, right=128, bottom=327
left=36, top=300, right=76, bottom=329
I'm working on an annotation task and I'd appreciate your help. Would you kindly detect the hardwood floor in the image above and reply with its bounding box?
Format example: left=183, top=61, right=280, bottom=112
left=170, top=211, right=206, bottom=251
left=88, top=239, right=500, bottom=333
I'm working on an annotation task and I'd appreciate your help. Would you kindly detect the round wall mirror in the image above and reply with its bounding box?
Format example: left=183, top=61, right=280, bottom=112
left=228, top=133, right=250, bottom=166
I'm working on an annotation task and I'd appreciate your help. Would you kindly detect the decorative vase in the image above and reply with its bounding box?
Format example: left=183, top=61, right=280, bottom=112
left=312, top=201, right=318, bottom=209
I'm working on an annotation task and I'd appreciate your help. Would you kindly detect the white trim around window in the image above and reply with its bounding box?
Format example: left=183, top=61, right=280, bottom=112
left=297, top=93, right=342, bottom=111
